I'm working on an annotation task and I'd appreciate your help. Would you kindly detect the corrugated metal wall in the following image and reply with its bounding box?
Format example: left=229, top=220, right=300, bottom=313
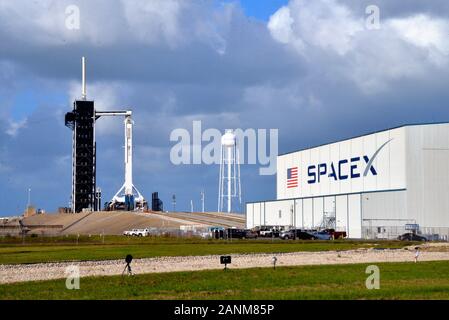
left=361, top=190, right=408, bottom=227
left=247, top=123, right=449, bottom=238
left=407, top=124, right=449, bottom=227
left=246, top=193, right=362, bottom=238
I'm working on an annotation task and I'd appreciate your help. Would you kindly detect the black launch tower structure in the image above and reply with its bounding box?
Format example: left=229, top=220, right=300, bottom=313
left=65, top=100, right=96, bottom=213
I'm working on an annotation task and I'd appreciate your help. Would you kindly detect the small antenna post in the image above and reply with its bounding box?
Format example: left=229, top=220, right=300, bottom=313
left=82, top=57, right=87, bottom=100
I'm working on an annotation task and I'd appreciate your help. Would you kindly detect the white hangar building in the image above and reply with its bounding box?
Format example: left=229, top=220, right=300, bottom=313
left=246, top=123, right=449, bottom=240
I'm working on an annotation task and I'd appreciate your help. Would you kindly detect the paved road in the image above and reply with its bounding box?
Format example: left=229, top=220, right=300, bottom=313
left=159, top=212, right=245, bottom=228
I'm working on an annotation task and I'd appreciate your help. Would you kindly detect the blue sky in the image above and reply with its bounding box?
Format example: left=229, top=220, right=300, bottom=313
left=11, top=86, right=67, bottom=122
left=237, top=0, right=288, bottom=20
left=8, top=0, right=289, bottom=122
left=1, top=0, right=449, bottom=216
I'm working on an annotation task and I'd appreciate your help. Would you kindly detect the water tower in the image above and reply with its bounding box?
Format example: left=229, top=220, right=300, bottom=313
left=218, top=130, right=241, bottom=213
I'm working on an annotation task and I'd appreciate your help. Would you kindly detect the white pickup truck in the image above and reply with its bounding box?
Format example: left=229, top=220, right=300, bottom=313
left=123, top=228, right=150, bottom=237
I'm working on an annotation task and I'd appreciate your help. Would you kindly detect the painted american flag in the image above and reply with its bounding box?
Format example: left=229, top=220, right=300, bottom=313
left=287, top=167, right=298, bottom=188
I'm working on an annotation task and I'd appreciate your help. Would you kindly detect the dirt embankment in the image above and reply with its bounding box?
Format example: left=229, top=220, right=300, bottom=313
left=18, top=211, right=245, bottom=235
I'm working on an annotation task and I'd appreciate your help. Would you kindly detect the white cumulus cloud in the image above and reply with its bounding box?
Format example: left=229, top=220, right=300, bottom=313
left=5, top=119, right=27, bottom=137
left=268, top=0, right=449, bottom=93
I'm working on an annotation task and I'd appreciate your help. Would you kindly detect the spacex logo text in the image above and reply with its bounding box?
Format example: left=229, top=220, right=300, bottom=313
left=307, top=139, right=393, bottom=185
left=308, top=156, right=376, bottom=184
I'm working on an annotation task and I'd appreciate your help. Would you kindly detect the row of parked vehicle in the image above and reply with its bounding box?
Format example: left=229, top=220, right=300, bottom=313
left=279, top=228, right=347, bottom=240
left=223, top=227, right=347, bottom=240
left=123, top=227, right=427, bottom=241
left=258, top=226, right=347, bottom=240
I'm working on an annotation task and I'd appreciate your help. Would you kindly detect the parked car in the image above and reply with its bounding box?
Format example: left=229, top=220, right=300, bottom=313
left=226, top=228, right=259, bottom=239
left=311, top=230, right=332, bottom=240
left=258, top=226, right=280, bottom=238
left=280, top=229, right=317, bottom=240
left=397, top=233, right=427, bottom=241
left=123, top=228, right=150, bottom=237
left=135, top=228, right=150, bottom=237
left=279, top=229, right=292, bottom=240
left=245, top=230, right=259, bottom=239
left=123, top=230, right=133, bottom=236
left=226, top=228, right=248, bottom=239
left=259, top=226, right=274, bottom=237
left=211, top=227, right=225, bottom=239
left=123, top=229, right=139, bottom=236
left=322, top=229, right=347, bottom=239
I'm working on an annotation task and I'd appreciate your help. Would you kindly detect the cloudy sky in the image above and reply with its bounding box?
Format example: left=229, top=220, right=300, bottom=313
left=0, top=0, right=448, bottom=216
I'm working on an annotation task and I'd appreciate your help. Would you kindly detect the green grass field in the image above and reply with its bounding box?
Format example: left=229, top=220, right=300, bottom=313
left=0, top=235, right=417, bottom=265
left=1, top=261, right=448, bottom=300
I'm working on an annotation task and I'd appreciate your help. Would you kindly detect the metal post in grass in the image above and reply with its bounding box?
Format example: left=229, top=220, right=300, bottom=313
left=272, top=256, right=277, bottom=270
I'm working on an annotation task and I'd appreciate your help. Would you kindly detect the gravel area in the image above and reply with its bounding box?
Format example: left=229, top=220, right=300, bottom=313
left=1, top=245, right=449, bottom=284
